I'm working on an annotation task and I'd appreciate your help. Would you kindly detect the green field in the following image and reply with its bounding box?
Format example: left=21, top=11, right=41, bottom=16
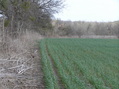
left=39, top=38, right=119, bottom=89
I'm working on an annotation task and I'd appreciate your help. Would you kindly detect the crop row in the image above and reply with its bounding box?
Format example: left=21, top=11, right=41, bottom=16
left=40, top=38, right=119, bottom=89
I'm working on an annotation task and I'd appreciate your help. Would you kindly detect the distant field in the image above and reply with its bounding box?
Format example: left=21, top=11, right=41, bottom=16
left=40, top=38, right=119, bottom=89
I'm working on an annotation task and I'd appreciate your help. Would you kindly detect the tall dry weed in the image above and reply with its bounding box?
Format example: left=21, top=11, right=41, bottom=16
left=0, top=29, right=44, bottom=89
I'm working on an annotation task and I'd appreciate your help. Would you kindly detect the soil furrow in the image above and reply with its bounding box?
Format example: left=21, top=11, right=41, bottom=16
left=46, top=44, right=64, bottom=89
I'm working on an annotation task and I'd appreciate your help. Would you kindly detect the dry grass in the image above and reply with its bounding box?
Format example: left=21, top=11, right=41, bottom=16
left=0, top=30, right=44, bottom=89
left=81, top=35, right=118, bottom=39
left=0, top=31, right=42, bottom=57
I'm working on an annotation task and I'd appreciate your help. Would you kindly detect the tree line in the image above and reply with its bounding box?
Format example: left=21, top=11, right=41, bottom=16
left=0, top=0, right=63, bottom=36
left=52, top=20, right=119, bottom=38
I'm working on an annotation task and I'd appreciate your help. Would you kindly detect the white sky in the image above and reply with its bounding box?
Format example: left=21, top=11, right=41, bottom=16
left=54, top=0, right=119, bottom=22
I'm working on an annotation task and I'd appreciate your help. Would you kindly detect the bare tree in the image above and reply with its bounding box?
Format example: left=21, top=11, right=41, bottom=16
left=0, top=0, right=64, bottom=36
left=53, top=20, right=119, bottom=38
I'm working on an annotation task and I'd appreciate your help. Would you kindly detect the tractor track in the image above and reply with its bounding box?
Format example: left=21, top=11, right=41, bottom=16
left=45, top=43, right=64, bottom=89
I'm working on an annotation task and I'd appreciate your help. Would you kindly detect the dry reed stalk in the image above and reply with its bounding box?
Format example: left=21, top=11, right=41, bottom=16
left=0, top=28, right=44, bottom=89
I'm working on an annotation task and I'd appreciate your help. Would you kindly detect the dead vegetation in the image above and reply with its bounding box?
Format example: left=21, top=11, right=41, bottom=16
left=52, top=20, right=119, bottom=38
left=0, top=30, right=44, bottom=89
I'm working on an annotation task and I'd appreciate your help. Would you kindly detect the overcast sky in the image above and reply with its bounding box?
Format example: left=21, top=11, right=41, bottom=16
left=54, top=0, right=119, bottom=22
